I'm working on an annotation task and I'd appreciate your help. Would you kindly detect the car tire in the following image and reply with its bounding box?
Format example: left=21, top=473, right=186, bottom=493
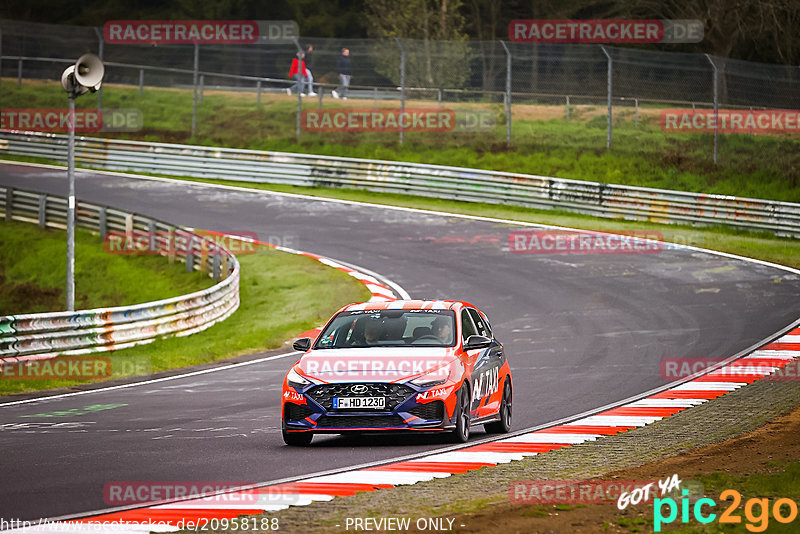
left=450, top=385, right=471, bottom=443
left=282, top=427, right=313, bottom=446
left=484, top=381, right=512, bottom=434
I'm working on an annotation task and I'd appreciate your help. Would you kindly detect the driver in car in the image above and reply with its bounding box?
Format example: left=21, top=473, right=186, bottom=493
left=431, top=317, right=453, bottom=344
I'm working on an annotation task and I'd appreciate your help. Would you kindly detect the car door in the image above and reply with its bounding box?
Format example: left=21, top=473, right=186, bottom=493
left=466, top=308, right=504, bottom=417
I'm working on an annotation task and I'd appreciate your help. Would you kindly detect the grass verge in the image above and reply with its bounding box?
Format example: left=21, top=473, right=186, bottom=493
left=0, top=221, right=371, bottom=396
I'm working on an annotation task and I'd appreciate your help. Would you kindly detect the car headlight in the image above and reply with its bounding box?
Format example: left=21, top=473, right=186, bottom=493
left=286, top=367, right=311, bottom=389
left=409, top=362, right=455, bottom=388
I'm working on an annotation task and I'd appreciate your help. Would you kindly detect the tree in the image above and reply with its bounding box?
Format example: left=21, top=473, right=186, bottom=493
left=365, top=0, right=471, bottom=89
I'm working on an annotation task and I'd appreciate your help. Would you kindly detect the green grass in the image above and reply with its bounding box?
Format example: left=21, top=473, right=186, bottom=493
left=3, top=78, right=800, bottom=202
left=0, top=221, right=371, bottom=396
left=0, top=220, right=213, bottom=314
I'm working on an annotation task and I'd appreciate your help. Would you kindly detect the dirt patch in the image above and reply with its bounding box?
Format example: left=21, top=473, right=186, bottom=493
left=447, top=404, right=800, bottom=533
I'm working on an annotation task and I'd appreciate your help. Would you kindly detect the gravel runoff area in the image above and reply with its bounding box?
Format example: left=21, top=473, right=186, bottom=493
left=222, top=370, right=800, bottom=533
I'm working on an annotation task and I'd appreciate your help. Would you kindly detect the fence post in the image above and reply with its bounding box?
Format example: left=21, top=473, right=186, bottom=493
left=17, top=57, right=22, bottom=87
left=212, top=253, right=221, bottom=281
left=38, top=194, right=47, bottom=228
left=192, top=43, right=199, bottom=137
left=634, top=98, right=639, bottom=127
left=5, top=187, right=13, bottom=222
left=565, top=95, right=570, bottom=121
left=318, top=87, right=323, bottom=109
left=396, top=38, right=405, bottom=145
left=139, top=69, right=144, bottom=96
left=257, top=80, right=261, bottom=104
left=600, top=46, right=612, bottom=150
left=199, top=74, right=204, bottom=103
left=500, top=40, right=512, bottom=145
left=438, top=88, right=442, bottom=111
left=373, top=87, right=378, bottom=110
left=705, top=54, right=719, bottom=164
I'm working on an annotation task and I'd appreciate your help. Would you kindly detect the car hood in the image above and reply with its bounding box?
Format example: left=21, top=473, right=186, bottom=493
left=297, top=347, right=459, bottom=383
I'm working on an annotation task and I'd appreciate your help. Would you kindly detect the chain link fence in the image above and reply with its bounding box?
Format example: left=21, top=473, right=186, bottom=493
left=1, top=19, right=799, bottom=162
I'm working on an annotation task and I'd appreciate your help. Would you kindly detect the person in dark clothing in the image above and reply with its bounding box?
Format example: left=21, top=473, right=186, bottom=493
left=332, top=48, right=351, bottom=100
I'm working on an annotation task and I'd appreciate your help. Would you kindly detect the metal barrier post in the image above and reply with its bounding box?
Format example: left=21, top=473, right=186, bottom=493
left=500, top=40, right=512, bottom=145
left=566, top=95, right=570, bottom=121
left=17, top=57, right=22, bottom=87
left=99, top=207, right=107, bottom=238
left=38, top=194, right=47, bottom=228
left=257, top=80, right=261, bottom=104
left=94, top=27, right=104, bottom=110
left=66, top=97, right=75, bottom=311
left=199, top=74, right=204, bottom=103
left=397, top=38, right=405, bottom=145
left=634, top=98, right=639, bottom=127
left=600, top=46, right=612, bottom=150
left=139, top=69, right=144, bottom=96
left=192, top=43, right=199, bottom=137
left=5, top=186, right=13, bottom=222
left=212, top=253, right=221, bottom=281
left=705, top=54, right=719, bottom=164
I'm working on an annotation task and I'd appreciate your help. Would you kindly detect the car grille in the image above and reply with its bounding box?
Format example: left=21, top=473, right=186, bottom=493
left=307, top=383, right=415, bottom=411
left=284, top=403, right=315, bottom=422
left=315, top=415, right=405, bottom=428
left=408, top=401, right=445, bottom=421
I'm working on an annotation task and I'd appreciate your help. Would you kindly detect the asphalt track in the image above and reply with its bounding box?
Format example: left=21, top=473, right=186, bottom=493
left=2, top=162, right=800, bottom=522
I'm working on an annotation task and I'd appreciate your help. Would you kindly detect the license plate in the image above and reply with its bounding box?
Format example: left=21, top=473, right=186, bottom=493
left=333, top=396, right=385, bottom=409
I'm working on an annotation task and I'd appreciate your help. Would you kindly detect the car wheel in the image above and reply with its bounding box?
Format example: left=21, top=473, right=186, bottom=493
left=484, top=381, right=512, bottom=434
left=282, top=427, right=313, bottom=446
left=451, top=385, right=471, bottom=443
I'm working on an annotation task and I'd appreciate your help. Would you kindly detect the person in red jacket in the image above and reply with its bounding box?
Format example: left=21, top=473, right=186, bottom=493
left=287, top=51, right=307, bottom=96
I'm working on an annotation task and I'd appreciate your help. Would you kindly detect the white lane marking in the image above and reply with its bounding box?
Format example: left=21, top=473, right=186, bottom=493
left=0, top=352, right=300, bottom=408
left=504, top=433, right=600, bottom=444
left=672, top=381, right=746, bottom=391
left=414, top=451, right=534, bottom=463
left=568, top=415, right=664, bottom=426
left=152, top=493, right=334, bottom=509
left=304, top=470, right=450, bottom=485
left=626, top=398, right=708, bottom=408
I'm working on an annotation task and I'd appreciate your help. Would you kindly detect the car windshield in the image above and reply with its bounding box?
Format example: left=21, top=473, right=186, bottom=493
left=314, top=309, right=457, bottom=349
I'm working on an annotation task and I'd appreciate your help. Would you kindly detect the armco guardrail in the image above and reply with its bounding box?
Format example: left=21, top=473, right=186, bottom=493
left=0, top=185, right=240, bottom=362
left=2, top=130, right=800, bottom=238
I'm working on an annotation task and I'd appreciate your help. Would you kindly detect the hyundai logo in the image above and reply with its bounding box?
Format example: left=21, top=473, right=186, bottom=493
left=350, top=384, right=368, bottom=394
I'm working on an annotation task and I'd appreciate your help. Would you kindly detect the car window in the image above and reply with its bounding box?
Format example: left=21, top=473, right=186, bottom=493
left=467, top=308, right=491, bottom=338
left=461, top=309, right=478, bottom=341
left=315, top=310, right=456, bottom=348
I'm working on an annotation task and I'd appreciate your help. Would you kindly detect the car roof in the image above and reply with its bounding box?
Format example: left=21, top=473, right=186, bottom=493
left=341, top=299, right=475, bottom=313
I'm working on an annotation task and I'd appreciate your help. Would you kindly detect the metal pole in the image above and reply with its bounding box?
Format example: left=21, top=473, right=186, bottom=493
left=500, top=40, right=511, bottom=145
left=318, top=87, right=322, bottom=109
left=566, top=95, right=570, bottom=121
left=192, top=43, right=198, bottom=137
left=138, top=68, right=144, bottom=96
left=66, top=96, right=76, bottom=311
left=600, top=46, right=612, bottom=150
left=257, top=80, right=261, bottom=104
left=199, top=74, right=204, bottom=103
left=397, top=38, right=405, bottom=145
left=373, top=87, right=378, bottom=110
left=438, top=89, right=442, bottom=111
left=94, top=27, right=104, bottom=110
left=705, top=54, right=718, bottom=164
left=17, top=58, right=22, bottom=87
left=634, top=98, right=639, bottom=127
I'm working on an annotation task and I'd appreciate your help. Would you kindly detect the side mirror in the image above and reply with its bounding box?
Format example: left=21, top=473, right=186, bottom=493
left=463, top=335, right=492, bottom=351
left=293, top=337, right=312, bottom=352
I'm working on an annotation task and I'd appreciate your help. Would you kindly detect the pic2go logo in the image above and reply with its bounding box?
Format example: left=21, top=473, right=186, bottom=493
left=654, top=489, right=799, bottom=532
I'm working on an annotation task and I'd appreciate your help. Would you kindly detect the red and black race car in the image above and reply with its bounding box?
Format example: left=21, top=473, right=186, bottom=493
left=281, top=299, right=512, bottom=446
